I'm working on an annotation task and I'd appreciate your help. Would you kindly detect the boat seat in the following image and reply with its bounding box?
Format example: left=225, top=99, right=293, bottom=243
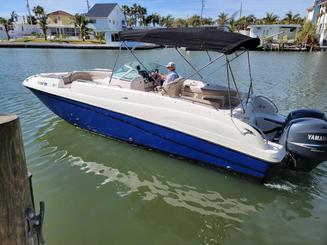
left=180, top=96, right=221, bottom=109
left=162, top=78, right=185, bottom=97
left=63, top=71, right=111, bottom=84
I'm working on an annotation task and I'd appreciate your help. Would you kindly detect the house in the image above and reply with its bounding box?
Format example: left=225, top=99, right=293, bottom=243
left=10, top=23, right=42, bottom=38
left=248, top=24, right=301, bottom=43
left=307, top=0, right=327, bottom=46
left=0, top=25, right=7, bottom=39
left=317, top=4, right=327, bottom=46
left=0, top=22, right=42, bottom=40
left=85, top=3, right=126, bottom=45
left=47, top=10, right=79, bottom=38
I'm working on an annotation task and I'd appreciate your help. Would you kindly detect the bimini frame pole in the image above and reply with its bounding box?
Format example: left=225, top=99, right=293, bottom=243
left=184, top=53, right=225, bottom=80
left=122, top=41, right=158, bottom=82
left=246, top=50, right=254, bottom=104
left=207, top=50, right=246, bottom=78
left=226, top=56, right=245, bottom=113
left=175, top=47, right=204, bottom=80
left=226, top=56, right=233, bottom=116
left=109, top=42, right=123, bottom=84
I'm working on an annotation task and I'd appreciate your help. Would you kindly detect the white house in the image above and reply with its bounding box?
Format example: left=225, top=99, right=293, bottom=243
left=85, top=3, right=126, bottom=45
left=248, top=24, right=301, bottom=43
left=0, top=25, right=7, bottom=39
left=10, top=23, right=42, bottom=39
left=307, top=0, right=327, bottom=46
left=0, top=22, right=42, bottom=40
left=316, top=2, right=327, bottom=46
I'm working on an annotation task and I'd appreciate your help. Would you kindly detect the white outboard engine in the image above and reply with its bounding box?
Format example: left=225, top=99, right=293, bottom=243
left=279, top=109, right=327, bottom=171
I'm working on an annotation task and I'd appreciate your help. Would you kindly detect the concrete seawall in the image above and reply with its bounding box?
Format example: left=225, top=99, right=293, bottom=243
left=0, top=42, right=162, bottom=50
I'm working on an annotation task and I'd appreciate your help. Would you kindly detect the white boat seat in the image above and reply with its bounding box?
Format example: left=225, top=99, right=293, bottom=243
left=63, top=71, right=111, bottom=84
left=162, top=78, right=185, bottom=97
left=180, top=96, right=221, bottom=109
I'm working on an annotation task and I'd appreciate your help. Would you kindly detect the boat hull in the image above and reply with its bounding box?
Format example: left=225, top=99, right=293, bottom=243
left=30, top=88, right=274, bottom=180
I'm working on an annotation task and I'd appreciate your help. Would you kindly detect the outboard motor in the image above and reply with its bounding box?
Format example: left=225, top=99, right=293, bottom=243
left=279, top=109, right=327, bottom=171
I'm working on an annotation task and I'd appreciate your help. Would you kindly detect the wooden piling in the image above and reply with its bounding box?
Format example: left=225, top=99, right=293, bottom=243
left=0, top=115, right=39, bottom=245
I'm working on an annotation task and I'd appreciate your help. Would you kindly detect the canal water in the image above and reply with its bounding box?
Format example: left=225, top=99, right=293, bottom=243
left=0, top=48, right=327, bottom=245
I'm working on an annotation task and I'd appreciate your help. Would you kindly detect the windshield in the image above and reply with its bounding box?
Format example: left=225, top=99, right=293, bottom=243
left=112, top=62, right=164, bottom=81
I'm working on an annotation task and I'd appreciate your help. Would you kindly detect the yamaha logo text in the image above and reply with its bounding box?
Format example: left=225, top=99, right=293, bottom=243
left=308, top=134, right=327, bottom=141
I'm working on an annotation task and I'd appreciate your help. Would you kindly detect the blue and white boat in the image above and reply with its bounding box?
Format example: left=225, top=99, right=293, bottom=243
left=23, top=27, right=327, bottom=181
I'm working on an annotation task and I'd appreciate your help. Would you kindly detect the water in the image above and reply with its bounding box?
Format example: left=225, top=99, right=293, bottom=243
left=1, top=48, right=327, bottom=245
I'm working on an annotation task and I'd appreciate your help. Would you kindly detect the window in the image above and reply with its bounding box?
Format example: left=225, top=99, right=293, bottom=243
left=122, top=20, right=125, bottom=25
left=0, top=27, right=3, bottom=30
left=89, top=19, right=96, bottom=24
left=109, top=20, right=111, bottom=23
left=113, top=20, right=115, bottom=24
left=111, top=33, right=119, bottom=41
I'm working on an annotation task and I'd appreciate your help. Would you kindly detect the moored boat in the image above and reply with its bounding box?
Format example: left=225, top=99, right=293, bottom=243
left=23, top=27, right=327, bottom=181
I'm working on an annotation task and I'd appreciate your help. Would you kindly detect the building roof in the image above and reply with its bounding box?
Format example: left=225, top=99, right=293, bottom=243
left=85, top=3, right=118, bottom=18
left=48, top=10, right=73, bottom=17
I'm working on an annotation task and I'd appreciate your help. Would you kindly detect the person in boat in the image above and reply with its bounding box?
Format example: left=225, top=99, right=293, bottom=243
left=161, top=62, right=179, bottom=86
left=155, top=62, right=179, bottom=91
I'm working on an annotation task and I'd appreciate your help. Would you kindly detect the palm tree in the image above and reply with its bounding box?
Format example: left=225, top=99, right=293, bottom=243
left=216, top=12, right=229, bottom=27
left=121, top=5, right=131, bottom=26
left=202, top=17, right=214, bottom=26
left=138, top=6, right=147, bottom=26
left=173, top=18, right=188, bottom=27
left=74, top=14, right=90, bottom=41
left=0, top=18, right=13, bottom=40
left=0, top=11, right=18, bottom=40
left=235, top=15, right=256, bottom=30
left=187, top=15, right=202, bottom=27
left=130, top=4, right=141, bottom=27
left=297, top=21, right=318, bottom=52
left=146, top=13, right=160, bottom=27
left=160, top=15, right=174, bottom=27
left=283, top=11, right=301, bottom=24
left=121, top=5, right=130, bottom=17
left=263, top=12, right=279, bottom=24
left=32, top=5, right=48, bottom=40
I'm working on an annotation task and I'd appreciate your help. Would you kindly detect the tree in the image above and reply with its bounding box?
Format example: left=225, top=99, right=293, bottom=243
left=32, top=5, right=48, bottom=40
left=121, top=5, right=131, bottom=26
left=146, top=13, right=160, bottom=27
left=235, top=15, right=256, bottom=30
left=263, top=12, right=279, bottom=24
left=216, top=12, right=229, bottom=27
left=74, top=14, right=91, bottom=41
left=173, top=18, right=188, bottom=27
left=130, top=4, right=147, bottom=26
left=0, top=11, right=17, bottom=40
left=138, top=6, right=147, bottom=26
left=160, top=15, right=174, bottom=27
left=130, top=3, right=140, bottom=26
left=297, top=21, right=318, bottom=52
left=187, top=15, right=202, bottom=27
left=202, top=17, right=214, bottom=26
left=283, top=11, right=301, bottom=24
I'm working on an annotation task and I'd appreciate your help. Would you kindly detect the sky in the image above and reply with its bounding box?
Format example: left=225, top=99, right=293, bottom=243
left=0, top=0, right=314, bottom=20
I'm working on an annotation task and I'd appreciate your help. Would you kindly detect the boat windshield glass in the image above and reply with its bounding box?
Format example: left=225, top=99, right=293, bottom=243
left=112, top=62, right=164, bottom=81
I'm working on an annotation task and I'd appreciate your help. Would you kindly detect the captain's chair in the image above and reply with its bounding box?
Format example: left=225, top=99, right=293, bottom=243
left=162, top=78, right=185, bottom=97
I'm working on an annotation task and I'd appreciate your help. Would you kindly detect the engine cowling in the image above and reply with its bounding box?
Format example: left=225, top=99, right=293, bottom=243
left=280, top=110, right=327, bottom=172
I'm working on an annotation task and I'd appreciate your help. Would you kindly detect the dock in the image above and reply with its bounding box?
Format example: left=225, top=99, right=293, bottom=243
left=0, top=115, right=44, bottom=245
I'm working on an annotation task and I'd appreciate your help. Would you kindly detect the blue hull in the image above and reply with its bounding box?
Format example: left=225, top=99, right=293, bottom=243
left=30, top=89, right=274, bottom=180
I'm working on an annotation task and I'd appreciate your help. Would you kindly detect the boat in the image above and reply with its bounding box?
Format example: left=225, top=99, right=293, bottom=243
left=23, top=27, right=327, bottom=181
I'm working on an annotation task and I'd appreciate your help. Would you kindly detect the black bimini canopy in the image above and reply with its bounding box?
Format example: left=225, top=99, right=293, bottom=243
left=118, top=27, right=260, bottom=54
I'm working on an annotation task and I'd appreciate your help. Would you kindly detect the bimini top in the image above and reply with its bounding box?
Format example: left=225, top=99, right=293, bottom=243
left=118, top=27, right=260, bottom=54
